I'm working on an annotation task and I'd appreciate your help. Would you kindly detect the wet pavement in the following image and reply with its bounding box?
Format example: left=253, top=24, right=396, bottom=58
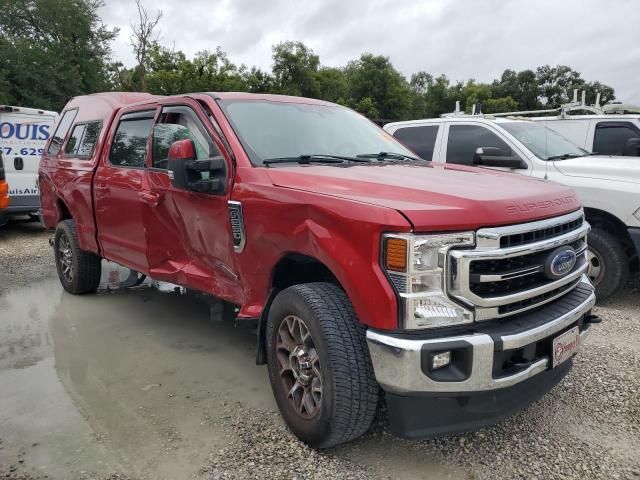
left=0, top=268, right=278, bottom=478
left=0, top=263, right=465, bottom=479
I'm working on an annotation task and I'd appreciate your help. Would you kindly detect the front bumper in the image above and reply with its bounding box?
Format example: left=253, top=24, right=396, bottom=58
left=629, top=227, right=640, bottom=258
left=366, top=277, right=595, bottom=437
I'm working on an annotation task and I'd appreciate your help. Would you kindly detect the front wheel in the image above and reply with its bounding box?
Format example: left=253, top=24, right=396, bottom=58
left=54, top=219, right=102, bottom=294
left=587, top=227, right=629, bottom=301
left=266, top=283, right=379, bottom=448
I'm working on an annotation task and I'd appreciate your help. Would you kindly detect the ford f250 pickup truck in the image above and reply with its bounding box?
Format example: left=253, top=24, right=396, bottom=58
left=40, top=92, right=597, bottom=448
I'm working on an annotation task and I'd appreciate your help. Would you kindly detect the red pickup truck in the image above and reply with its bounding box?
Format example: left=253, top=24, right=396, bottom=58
left=39, top=92, right=597, bottom=447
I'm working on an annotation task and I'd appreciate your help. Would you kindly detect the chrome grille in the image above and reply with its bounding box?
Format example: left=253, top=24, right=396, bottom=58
left=448, top=209, right=589, bottom=321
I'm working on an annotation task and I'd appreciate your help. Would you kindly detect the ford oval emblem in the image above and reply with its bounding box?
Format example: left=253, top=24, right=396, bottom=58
left=544, top=247, right=577, bottom=280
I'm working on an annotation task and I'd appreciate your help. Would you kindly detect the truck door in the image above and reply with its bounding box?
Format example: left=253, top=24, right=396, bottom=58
left=142, top=100, right=241, bottom=300
left=94, top=108, right=157, bottom=273
left=442, top=122, right=532, bottom=175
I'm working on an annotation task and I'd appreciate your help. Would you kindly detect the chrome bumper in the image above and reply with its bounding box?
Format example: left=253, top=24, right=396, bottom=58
left=367, top=278, right=595, bottom=394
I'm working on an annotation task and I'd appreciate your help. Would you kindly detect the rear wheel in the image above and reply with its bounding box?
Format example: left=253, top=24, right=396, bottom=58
left=587, top=227, right=628, bottom=301
left=266, top=282, right=378, bottom=448
left=54, top=219, right=102, bottom=294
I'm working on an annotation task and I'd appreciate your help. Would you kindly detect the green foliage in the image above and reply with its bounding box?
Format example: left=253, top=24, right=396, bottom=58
left=0, top=2, right=618, bottom=120
left=0, top=0, right=117, bottom=111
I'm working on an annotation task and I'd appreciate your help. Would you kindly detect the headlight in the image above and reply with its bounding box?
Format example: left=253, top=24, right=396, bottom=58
left=383, top=232, right=475, bottom=330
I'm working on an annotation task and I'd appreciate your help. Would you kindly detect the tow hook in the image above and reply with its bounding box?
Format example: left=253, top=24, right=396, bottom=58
left=585, top=314, right=602, bottom=324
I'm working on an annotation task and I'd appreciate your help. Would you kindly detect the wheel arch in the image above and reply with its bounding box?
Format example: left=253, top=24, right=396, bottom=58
left=255, top=253, right=345, bottom=365
left=584, top=207, right=636, bottom=260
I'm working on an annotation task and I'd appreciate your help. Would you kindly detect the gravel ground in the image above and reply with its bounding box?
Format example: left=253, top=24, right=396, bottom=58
left=0, top=217, right=639, bottom=480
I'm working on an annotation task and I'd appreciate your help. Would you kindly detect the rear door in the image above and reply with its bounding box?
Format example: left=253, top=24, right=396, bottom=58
left=94, top=106, right=157, bottom=272
left=1, top=110, right=57, bottom=212
left=387, top=123, right=442, bottom=161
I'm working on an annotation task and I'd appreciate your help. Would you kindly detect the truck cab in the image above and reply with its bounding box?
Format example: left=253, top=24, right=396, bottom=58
left=40, top=92, right=597, bottom=448
left=385, top=116, right=640, bottom=300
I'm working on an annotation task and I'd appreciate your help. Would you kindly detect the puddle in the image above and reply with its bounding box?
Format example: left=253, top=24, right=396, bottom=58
left=0, top=263, right=274, bottom=479
left=0, top=262, right=466, bottom=479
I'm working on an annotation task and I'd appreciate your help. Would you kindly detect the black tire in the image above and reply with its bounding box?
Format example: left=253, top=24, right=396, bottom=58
left=587, top=227, right=629, bottom=301
left=54, top=219, right=102, bottom=294
left=266, top=282, right=379, bottom=448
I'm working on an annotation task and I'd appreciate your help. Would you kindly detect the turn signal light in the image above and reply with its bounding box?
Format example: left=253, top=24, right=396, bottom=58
left=0, top=180, right=9, bottom=209
left=385, top=237, right=407, bottom=272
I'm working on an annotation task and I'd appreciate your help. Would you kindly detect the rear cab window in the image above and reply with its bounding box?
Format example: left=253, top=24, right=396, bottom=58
left=64, top=122, right=102, bottom=158
left=109, top=111, right=155, bottom=168
left=392, top=125, right=439, bottom=160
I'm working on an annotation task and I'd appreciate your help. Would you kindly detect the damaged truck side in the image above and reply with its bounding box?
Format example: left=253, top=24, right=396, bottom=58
left=39, top=92, right=597, bottom=447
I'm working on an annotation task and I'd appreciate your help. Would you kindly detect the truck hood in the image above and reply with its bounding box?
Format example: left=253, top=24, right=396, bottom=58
left=267, top=163, right=580, bottom=231
left=553, top=156, right=640, bottom=184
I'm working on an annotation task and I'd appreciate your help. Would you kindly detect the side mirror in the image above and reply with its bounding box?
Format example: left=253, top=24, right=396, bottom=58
left=167, top=139, right=226, bottom=194
left=473, top=147, right=527, bottom=169
left=623, top=137, right=640, bottom=156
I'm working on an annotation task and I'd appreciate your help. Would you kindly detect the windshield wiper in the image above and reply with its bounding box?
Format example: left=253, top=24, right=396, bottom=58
left=263, top=154, right=373, bottom=166
left=546, top=153, right=585, bottom=161
left=356, top=151, right=424, bottom=162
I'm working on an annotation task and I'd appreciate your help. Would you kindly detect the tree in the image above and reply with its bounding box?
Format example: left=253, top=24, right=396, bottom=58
left=0, top=0, right=117, bottom=111
left=344, top=53, right=411, bottom=120
left=535, top=65, right=585, bottom=107
left=272, top=41, right=320, bottom=97
left=129, top=0, right=162, bottom=91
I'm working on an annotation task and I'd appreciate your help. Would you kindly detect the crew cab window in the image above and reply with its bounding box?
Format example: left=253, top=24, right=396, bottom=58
left=109, top=112, right=154, bottom=168
left=446, top=125, right=511, bottom=165
left=64, top=122, right=101, bottom=157
left=593, top=121, right=640, bottom=156
left=393, top=125, right=438, bottom=160
left=152, top=106, right=219, bottom=170
left=48, top=109, right=77, bottom=155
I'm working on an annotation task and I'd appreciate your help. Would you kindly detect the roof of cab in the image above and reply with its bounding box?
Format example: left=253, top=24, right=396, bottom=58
left=64, top=92, right=162, bottom=122
left=63, top=91, right=338, bottom=124
left=207, top=92, right=336, bottom=106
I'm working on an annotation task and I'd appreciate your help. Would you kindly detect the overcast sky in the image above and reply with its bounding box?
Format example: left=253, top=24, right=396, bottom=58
left=99, top=0, right=640, bottom=103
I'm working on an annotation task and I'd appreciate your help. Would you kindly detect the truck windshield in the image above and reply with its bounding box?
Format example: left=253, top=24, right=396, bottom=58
left=501, top=121, right=588, bottom=160
left=218, top=99, right=418, bottom=166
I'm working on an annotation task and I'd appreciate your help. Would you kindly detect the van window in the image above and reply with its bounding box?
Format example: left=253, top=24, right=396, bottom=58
left=393, top=125, right=438, bottom=160
left=48, top=110, right=77, bottom=155
left=593, top=121, right=640, bottom=156
left=109, top=112, right=154, bottom=168
left=446, top=125, right=511, bottom=165
left=64, top=122, right=101, bottom=157
left=152, top=106, right=219, bottom=170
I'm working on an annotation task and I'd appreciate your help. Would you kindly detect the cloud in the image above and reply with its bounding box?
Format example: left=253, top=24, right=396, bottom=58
left=99, top=0, right=640, bottom=102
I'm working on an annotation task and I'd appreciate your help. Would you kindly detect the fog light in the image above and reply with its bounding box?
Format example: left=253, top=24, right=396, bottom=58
left=430, top=351, right=451, bottom=370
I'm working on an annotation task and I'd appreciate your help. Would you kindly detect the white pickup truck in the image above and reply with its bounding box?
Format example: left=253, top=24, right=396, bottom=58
left=0, top=105, right=58, bottom=223
left=384, top=114, right=640, bottom=300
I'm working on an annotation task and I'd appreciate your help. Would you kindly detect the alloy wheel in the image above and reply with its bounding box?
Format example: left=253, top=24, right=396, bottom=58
left=276, top=315, right=322, bottom=419
left=58, top=232, right=74, bottom=283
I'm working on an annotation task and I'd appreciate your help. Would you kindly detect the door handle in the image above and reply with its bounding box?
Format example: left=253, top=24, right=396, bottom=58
left=139, top=191, right=163, bottom=207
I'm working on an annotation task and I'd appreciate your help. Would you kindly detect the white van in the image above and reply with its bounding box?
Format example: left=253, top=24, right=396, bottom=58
left=0, top=105, right=58, bottom=221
